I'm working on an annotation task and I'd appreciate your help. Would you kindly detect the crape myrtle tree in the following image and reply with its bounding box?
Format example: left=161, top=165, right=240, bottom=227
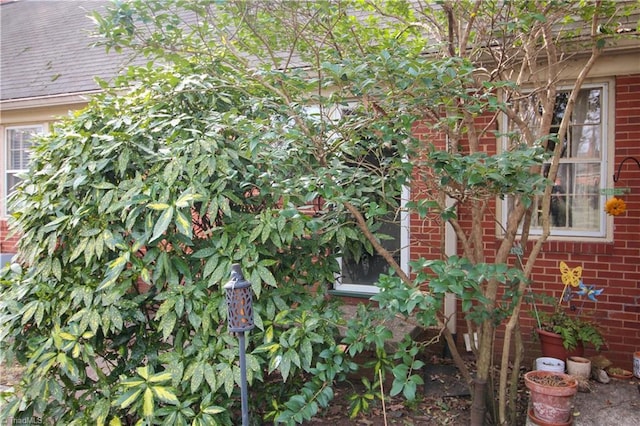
left=0, top=0, right=636, bottom=425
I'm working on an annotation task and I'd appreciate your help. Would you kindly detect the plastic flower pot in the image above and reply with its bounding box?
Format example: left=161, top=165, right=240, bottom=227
left=524, top=370, right=577, bottom=424
left=537, top=328, right=584, bottom=361
left=536, top=357, right=565, bottom=373
left=566, top=356, right=591, bottom=379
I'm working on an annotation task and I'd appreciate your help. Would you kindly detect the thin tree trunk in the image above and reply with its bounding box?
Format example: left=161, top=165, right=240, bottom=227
left=470, top=320, right=494, bottom=425
left=508, top=322, right=524, bottom=425
left=470, top=378, right=487, bottom=425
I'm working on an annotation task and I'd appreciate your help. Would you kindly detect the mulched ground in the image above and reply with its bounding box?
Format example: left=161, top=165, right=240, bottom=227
left=2, top=357, right=528, bottom=425
left=303, top=387, right=472, bottom=425
left=305, top=355, right=529, bottom=426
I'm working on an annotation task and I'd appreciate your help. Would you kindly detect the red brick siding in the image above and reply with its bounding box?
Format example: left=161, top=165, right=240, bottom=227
left=1, top=219, right=18, bottom=254
left=436, top=74, right=640, bottom=369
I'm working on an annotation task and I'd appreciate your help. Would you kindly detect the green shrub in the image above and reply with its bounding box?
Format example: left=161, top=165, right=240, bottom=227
left=0, top=63, right=400, bottom=425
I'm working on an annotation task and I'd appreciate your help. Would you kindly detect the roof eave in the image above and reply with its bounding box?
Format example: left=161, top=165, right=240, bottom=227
left=0, top=90, right=101, bottom=111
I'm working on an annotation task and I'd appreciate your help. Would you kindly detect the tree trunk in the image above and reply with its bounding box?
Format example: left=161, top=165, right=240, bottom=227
left=470, top=321, right=494, bottom=425
left=470, top=377, right=488, bottom=426
left=508, top=323, right=524, bottom=425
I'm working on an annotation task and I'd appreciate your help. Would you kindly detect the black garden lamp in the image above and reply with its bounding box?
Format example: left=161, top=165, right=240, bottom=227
left=224, top=263, right=255, bottom=332
left=224, top=263, right=254, bottom=426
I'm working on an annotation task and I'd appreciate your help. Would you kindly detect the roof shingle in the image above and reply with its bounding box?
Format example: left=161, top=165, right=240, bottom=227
left=1, top=0, right=133, bottom=101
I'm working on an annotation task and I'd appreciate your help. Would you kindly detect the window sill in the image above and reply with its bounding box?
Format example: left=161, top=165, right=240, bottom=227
left=328, top=289, right=377, bottom=299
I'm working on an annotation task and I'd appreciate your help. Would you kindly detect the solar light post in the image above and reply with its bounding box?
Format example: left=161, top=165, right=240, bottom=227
left=224, top=263, right=255, bottom=426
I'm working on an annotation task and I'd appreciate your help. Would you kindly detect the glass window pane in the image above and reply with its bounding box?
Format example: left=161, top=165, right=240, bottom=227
left=506, top=85, right=606, bottom=236
left=5, top=126, right=43, bottom=214
left=550, top=164, right=571, bottom=227
left=6, top=127, right=39, bottom=170
left=7, top=173, right=21, bottom=193
left=572, top=125, right=601, bottom=159
left=552, top=92, right=569, bottom=125
left=573, top=162, right=602, bottom=232
left=341, top=216, right=400, bottom=286
left=573, top=88, right=601, bottom=125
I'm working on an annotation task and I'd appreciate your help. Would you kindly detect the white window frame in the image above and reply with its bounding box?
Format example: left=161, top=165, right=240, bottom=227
left=295, top=103, right=411, bottom=294
left=3, top=124, right=45, bottom=217
left=329, top=103, right=410, bottom=294
left=500, top=81, right=613, bottom=240
left=334, top=185, right=411, bottom=294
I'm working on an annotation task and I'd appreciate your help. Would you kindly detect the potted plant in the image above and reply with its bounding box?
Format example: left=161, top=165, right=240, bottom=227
left=532, top=262, right=606, bottom=360
left=524, top=370, right=578, bottom=424
left=606, top=367, right=633, bottom=380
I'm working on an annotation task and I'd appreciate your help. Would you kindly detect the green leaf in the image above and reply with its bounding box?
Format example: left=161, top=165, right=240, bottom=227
left=300, top=339, right=313, bottom=369
left=143, top=387, right=154, bottom=417
left=21, top=301, right=38, bottom=326
left=151, top=385, right=179, bottom=404
left=137, top=365, right=150, bottom=380
left=175, top=191, right=201, bottom=208
left=202, top=406, right=225, bottom=415
left=257, top=265, right=277, bottom=287
left=151, top=206, right=174, bottom=242
left=114, top=388, right=142, bottom=409
left=191, top=363, right=204, bottom=393
left=219, top=364, right=234, bottom=397
left=52, top=257, right=62, bottom=280
left=175, top=209, right=192, bottom=238
left=100, top=308, right=116, bottom=333
left=69, top=238, right=89, bottom=262
left=148, top=371, right=172, bottom=383
left=147, top=203, right=171, bottom=211
left=403, top=379, right=417, bottom=401
left=192, top=247, right=216, bottom=259
left=203, top=363, right=217, bottom=391
left=280, top=353, right=292, bottom=381
left=160, top=312, right=177, bottom=341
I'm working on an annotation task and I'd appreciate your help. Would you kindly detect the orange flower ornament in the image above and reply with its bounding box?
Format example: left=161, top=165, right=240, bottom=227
left=604, top=197, right=626, bottom=216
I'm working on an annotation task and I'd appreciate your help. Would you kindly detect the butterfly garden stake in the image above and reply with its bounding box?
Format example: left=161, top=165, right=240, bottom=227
left=532, top=262, right=606, bottom=355
left=559, top=261, right=605, bottom=314
left=559, top=261, right=582, bottom=307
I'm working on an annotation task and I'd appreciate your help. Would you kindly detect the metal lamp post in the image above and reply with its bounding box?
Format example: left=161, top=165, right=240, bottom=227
left=224, top=263, right=255, bottom=426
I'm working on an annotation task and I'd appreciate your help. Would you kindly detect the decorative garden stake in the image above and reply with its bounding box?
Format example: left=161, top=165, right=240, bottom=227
left=224, top=263, right=255, bottom=426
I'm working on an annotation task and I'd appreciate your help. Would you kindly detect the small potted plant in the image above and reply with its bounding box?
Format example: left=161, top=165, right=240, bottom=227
left=532, top=262, right=606, bottom=360
left=525, top=370, right=578, bottom=424
left=605, top=366, right=633, bottom=380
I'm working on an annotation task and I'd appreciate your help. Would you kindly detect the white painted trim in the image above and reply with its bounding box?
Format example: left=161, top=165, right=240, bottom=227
left=0, top=91, right=99, bottom=111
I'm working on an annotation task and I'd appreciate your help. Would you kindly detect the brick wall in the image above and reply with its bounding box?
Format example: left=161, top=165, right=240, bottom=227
left=1, top=218, right=18, bottom=254
left=415, top=74, right=640, bottom=369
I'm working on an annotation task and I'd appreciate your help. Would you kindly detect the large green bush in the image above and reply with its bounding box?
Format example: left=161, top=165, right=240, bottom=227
left=0, top=61, right=414, bottom=425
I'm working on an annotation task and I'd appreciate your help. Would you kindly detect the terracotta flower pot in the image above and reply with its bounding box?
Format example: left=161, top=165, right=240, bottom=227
left=525, top=370, right=577, bottom=424
left=606, top=367, right=633, bottom=380
left=537, top=328, right=584, bottom=361
left=528, top=407, right=573, bottom=426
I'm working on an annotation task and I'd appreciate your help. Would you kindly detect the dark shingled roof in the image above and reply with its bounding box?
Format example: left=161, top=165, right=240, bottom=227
left=0, top=0, right=134, bottom=102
